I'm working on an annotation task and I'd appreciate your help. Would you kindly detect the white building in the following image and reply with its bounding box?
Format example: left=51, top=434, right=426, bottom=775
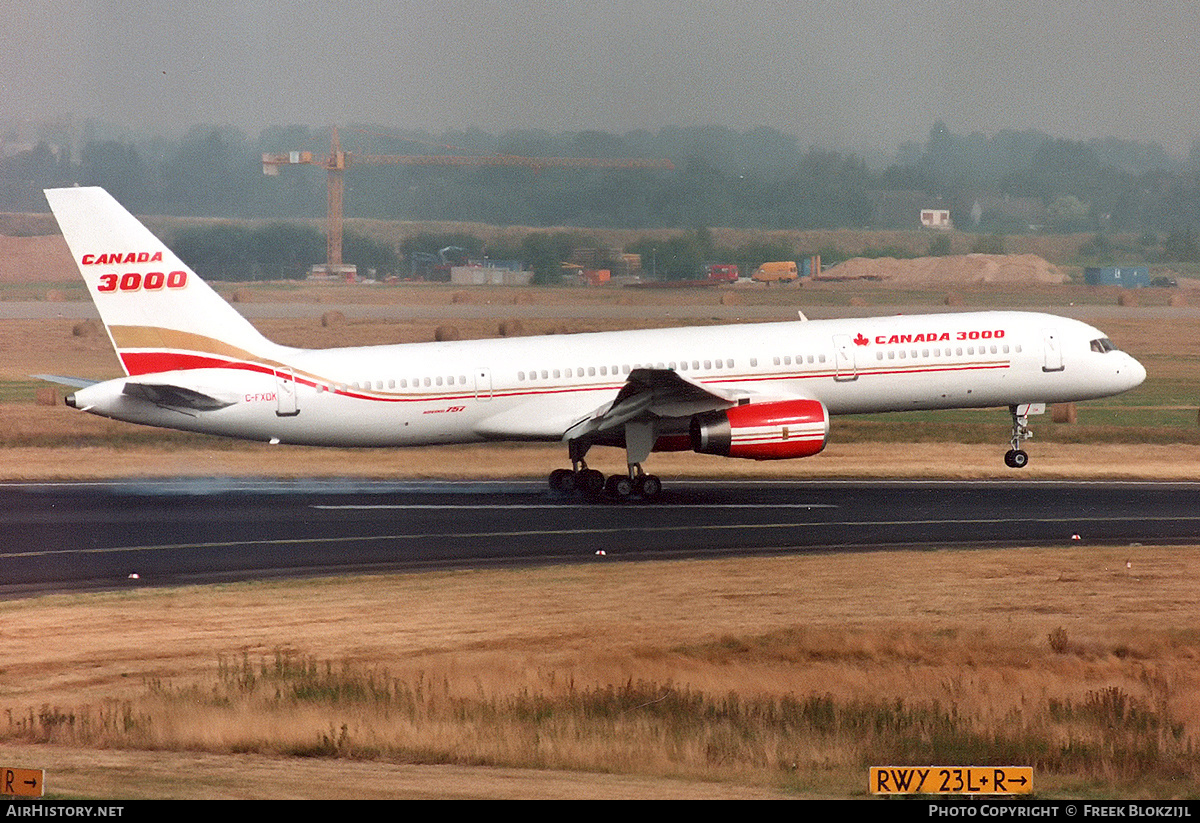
left=920, top=209, right=952, bottom=230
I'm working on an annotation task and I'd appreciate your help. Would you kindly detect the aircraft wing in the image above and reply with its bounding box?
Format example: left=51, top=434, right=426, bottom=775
left=563, top=367, right=741, bottom=441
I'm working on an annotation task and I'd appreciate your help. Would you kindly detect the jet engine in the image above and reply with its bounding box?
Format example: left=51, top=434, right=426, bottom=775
left=690, top=399, right=829, bottom=460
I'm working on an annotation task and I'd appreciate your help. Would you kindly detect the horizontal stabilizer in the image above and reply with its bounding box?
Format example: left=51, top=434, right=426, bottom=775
left=33, top=374, right=99, bottom=389
left=122, top=380, right=235, bottom=411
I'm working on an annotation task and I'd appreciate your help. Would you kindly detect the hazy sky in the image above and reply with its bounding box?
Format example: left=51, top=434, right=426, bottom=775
left=4, top=0, right=1199, bottom=156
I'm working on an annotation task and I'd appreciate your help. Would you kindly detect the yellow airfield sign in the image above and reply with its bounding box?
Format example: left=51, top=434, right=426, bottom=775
left=2, top=767, right=44, bottom=798
left=871, top=766, right=1033, bottom=795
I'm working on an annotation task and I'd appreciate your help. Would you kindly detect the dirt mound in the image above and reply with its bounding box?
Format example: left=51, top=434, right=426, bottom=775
left=822, top=254, right=1067, bottom=285
left=0, top=234, right=75, bottom=282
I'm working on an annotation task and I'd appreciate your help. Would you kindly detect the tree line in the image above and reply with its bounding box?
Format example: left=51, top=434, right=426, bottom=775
left=4, top=121, right=1200, bottom=242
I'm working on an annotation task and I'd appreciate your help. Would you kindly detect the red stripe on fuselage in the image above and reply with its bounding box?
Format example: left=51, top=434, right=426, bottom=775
left=120, top=351, right=273, bottom=377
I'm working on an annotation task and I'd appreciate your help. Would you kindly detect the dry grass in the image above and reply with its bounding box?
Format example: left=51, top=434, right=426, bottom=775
left=2, top=548, right=1200, bottom=798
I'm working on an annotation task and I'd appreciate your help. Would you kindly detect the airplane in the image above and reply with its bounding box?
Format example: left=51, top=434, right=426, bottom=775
left=40, top=186, right=1146, bottom=499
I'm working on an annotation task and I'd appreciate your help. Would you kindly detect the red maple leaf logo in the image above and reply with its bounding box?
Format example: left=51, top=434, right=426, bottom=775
left=853, top=333, right=870, bottom=347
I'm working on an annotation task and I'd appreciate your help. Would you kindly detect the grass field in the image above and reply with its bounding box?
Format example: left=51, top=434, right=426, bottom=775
left=3, top=548, right=1200, bottom=799
left=3, top=276, right=1200, bottom=798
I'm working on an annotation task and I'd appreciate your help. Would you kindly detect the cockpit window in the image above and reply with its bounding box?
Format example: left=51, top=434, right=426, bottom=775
left=1090, top=338, right=1117, bottom=353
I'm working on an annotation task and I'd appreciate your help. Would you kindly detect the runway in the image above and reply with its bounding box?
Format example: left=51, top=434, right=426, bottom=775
left=2, top=478, right=1197, bottom=596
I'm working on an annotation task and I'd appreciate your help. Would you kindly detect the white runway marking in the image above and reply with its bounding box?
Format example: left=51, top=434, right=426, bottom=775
left=5, top=514, right=1200, bottom=560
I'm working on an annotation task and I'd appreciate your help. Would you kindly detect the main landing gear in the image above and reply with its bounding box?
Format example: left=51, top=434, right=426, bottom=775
left=548, top=462, right=663, bottom=500
left=1004, top=404, right=1033, bottom=469
left=548, top=439, right=662, bottom=500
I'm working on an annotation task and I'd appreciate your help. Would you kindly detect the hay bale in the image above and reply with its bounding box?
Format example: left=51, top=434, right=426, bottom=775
left=944, top=292, right=963, bottom=306
left=435, top=325, right=461, bottom=341
left=1051, top=403, right=1078, bottom=424
left=72, top=319, right=102, bottom=337
left=1169, top=292, right=1187, bottom=307
left=719, top=291, right=741, bottom=305
left=498, top=319, right=524, bottom=337
left=45, top=289, right=66, bottom=302
left=848, top=296, right=867, bottom=307
left=321, top=311, right=346, bottom=328
left=35, top=387, right=58, bottom=406
left=451, top=291, right=471, bottom=304
left=231, top=288, right=254, bottom=303
left=1117, top=290, right=1139, bottom=307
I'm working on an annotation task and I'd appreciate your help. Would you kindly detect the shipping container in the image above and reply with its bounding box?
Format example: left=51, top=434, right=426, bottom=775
left=1084, top=266, right=1150, bottom=287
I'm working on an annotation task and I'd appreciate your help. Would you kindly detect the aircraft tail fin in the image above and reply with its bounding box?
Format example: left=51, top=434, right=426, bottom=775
left=44, top=187, right=279, bottom=377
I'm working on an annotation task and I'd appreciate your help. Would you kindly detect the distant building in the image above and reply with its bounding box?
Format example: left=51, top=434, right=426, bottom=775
left=450, top=266, right=533, bottom=286
left=920, top=209, right=952, bottom=230
left=309, top=264, right=357, bottom=282
left=1084, top=266, right=1150, bottom=288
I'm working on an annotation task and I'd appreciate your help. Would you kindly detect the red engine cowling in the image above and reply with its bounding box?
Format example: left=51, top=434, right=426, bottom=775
left=690, top=399, right=829, bottom=460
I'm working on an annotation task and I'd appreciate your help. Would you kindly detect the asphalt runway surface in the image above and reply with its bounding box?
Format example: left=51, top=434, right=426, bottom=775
left=2, top=478, right=1198, bottom=596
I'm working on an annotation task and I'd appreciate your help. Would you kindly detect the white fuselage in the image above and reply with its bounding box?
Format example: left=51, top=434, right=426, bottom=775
left=69, top=310, right=1146, bottom=449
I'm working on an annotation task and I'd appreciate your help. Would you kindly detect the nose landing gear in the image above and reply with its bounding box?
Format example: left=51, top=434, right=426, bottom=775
left=1004, top=404, right=1036, bottom=469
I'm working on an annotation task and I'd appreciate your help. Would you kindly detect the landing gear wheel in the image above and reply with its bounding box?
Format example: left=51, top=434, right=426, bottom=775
left=606, top=474, right=634, bottom=499
left=1004, top=449, right=1029, bottom=469
left=579, top=468, right=606, bottom=495
left=635, top=474, right=662, bottom=499
left=549, top=468, right=575, bottom=492
left=1006, top=404, right=1034, bottom=469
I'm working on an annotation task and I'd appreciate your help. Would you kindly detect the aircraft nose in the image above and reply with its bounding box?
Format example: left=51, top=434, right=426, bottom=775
left=1124, top=354, right=1147, bottom=389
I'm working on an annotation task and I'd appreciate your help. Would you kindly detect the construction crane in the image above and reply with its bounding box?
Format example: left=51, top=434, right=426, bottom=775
left=262, top=127, right=675, bottom=277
